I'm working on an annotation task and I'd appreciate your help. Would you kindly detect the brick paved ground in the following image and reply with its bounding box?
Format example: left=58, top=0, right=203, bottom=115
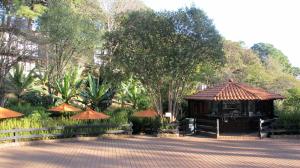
left=0, top=136, right=299, bottom=168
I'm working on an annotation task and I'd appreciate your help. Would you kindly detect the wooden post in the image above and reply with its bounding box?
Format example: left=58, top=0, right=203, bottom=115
left=216, top=119, right=220, bottom=138
left=193, top=118, right=196, bottom=134
left=128, top=122, right=133, bottom=135
left=13, top=129, right=18, bottom=143
left=259, top=118, right=262, bottom=139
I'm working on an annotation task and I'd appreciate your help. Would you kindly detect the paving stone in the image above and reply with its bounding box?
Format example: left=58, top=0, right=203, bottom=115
left=0, top=136, right=299, bottom=168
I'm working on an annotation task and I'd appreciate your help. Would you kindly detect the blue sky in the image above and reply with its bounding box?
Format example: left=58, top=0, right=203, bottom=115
left=143, top=0, right=300, bottom=67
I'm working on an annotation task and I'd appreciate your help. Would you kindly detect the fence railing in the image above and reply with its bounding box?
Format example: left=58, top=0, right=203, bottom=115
left=179, top=118, right=219, bottom=138
left=195, top=118, right=219, bottom=138
left=259, top=118, right=276, bottom=138
left=0, top=123, right=133, bottom=143
left=259, top=118, right=300, bottom=138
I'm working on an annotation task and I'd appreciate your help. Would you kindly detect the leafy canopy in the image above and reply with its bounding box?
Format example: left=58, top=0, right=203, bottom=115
left=104, top=7, right=223, bottom=113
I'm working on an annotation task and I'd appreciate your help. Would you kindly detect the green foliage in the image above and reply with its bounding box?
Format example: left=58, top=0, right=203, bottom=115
left=274, top=88, right=300, bottom=130
left=7, top=64, right=36, bottom=102
left=54, top=68, right=83, bottom=103
left=215, top=40, right=299, bottom=95
left=16, top=4, right=47, bottom=19
left=106, top=108, right=134, bottom=125
left=251, top=43, right=295, bottom=75
left=130, top=117, right=161, bottom=134
left=116, top=77, right=151, bottom=110
left=218, top=40, right=265, bottom=84
left=39, top=0, right=103, bottom=80
left=277, top=112, right=300, bottom=128
left=80, top=74, right=115, bottom=111
left=104, top=7, right=223, bottom=115
left=21, top=91, right=53, bottom=107
left=0, top=106, right=134, bottom=140
left=7, top=103, right=46, bottom=116
left=282, top=88, right=300, bottom=112
left=292, top=67, right=300, bottom=77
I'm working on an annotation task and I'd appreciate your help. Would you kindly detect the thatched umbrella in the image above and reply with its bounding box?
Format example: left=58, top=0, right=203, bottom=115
left=48, top=103, right=82, bottom=113
left=133, top=109, right=158, bottom=118
left=71, top=108, right=110, bottom=120
left=0, top=107, right=23, bottom=119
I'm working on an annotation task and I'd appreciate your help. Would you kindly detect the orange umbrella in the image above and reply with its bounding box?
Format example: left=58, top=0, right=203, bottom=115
left=133, top=109, right=159, bottom=118
left=71, top=108, right=110, bottom=120
left=0, top=107, right=23, bottom=119
left=48, top=103, right=82, bottom=113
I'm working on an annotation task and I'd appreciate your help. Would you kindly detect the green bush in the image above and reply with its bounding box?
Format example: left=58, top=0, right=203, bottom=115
left=130, top=117, right=161, bottom=134
left=0, top=106, right=136, bottom=141
left=21, top=91, right=53, bottom=108
left=8, top=103, right=47, bottom=116
left=277, top=111, right=300, bottom=129
left=282, top=88, right=300, bottom=112
left=276, top=88, right=300, bottom=130
left=106, top=108, right=134, bottom=125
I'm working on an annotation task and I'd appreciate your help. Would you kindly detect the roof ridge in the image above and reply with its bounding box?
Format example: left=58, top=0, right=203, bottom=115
left=234, top=83, right=262, bottom=99
left=214, top=82, right=231, bottom=99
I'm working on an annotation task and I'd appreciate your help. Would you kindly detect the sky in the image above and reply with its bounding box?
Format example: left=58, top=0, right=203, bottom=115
left=143, top=0, right=300, bottom=67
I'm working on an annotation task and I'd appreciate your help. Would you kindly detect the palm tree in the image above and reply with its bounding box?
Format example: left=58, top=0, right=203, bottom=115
left=8, top=64, right=36, bottom=103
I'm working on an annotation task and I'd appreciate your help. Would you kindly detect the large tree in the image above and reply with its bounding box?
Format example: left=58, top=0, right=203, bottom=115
left=103, top=8, right=223, bottom=119
left=0, top=0, right=44, bottom=106
left=218, top=40, right=299, bottom=94
left=99, top=0, right=147, bottom=31
left=251, top=43, right=298, bottom=75
left=38, top=0, right=103, bottom=94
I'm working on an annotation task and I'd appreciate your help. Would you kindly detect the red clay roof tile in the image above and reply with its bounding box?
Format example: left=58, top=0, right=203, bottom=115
left=186, top=80, right=284, bottom=101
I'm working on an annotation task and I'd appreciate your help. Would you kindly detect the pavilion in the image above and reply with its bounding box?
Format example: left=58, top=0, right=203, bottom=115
left=185, top=79, right=284, bottom=133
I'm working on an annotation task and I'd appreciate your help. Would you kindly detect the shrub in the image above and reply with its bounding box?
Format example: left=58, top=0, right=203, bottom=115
left=277, top=111, right=300, bottom=130
left=0, top=106, right=136, bottom=141
left=130, top=116, right=161, bottom=134
left=8, top=103, right=47, bottom=116
left=21, top=91, right=53, bottom=108
left=276, top=87, right=300, bottom=130
left=105, top=108, right=134, bottom=125
left=282, top=88, right=300, bottom=112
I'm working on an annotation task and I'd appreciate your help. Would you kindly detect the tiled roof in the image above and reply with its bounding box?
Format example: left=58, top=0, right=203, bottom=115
left=133, top=109, right=159, bottom=118
left=48, top=103, right=82, bottom=112
left=71, top=108, right=110, bottom=120
left=186, top=80, right=284, bottom=101
left=0, top=107, right=23, bottom=119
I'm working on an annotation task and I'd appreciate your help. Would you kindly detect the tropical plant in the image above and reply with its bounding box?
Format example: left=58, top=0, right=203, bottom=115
left=7, top=64, right=36, bottom=103
left=54, top=68, right=83, bottom=103
left=117, top=77, right=150, bottom=110
left=80, top=74, right=115, bottom=111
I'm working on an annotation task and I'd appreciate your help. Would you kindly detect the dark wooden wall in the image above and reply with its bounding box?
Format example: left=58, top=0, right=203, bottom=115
left=187, top=100, right=209, bottom=118
left=256, top=100, right=274, bottom=117
left=187, top=100, right=275, bottom=118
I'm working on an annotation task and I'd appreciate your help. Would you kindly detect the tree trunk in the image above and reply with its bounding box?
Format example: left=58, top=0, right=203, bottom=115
left=0, top=76, right=6, bottom=107
left=0, top=88, right=5, bottom=107
left=168, top=82, right=172, bottom=115
left=151, top=90, right=163, bottom=117
left=168, top=81, right=177, bottom=122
